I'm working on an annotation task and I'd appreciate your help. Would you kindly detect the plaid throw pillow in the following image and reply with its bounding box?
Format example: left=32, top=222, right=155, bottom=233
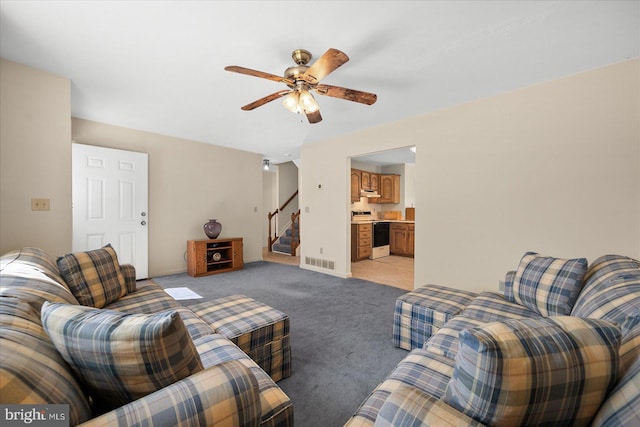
left=41, top=302, right=204, bottom=412
left=510, top=252, right=587, bottom=316
left=57, top=244, right=127, bottom=308
left=444, top=316, right=621, bottom=427
left=0, top=298, right=92, bottom=425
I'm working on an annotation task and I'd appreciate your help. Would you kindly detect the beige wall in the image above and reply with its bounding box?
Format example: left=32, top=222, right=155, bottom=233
left=72, top=119, right=264, bottom=276
left=1, top=58, right=264, bottom=276
left=3, top=57, right=638, bottom=286
left=0, top=59, right=72, bottom=256
left=300, top=59, right=640, bottom=293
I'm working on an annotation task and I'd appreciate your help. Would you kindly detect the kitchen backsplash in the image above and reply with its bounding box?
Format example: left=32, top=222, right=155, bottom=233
left=351, top=198, right=370, bottom=211
left=352, top=197, right=411, bottom=220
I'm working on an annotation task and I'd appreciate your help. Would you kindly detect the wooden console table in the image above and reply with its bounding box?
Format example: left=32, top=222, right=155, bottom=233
left=187, top=237, right=243, bottom=277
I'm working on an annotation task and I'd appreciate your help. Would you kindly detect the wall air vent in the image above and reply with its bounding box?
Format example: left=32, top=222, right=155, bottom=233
left=304, top=256, right=335, bottom=271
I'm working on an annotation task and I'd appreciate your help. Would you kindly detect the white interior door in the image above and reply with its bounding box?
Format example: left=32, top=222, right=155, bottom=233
left=72, top=143, right=149, bottom=279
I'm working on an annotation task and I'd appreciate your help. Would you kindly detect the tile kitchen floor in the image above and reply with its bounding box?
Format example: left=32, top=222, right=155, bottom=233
left=262, top=248, right=414, bottom=291
left=351, top=256, right=414, bottom=291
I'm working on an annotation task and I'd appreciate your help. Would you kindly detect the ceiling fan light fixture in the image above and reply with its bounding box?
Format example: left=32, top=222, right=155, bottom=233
left=282, top=91, right=300, bottom=113
left=299, top=90, right=320, bottom=113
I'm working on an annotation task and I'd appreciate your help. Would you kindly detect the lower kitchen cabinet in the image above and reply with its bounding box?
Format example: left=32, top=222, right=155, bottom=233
left=351, top=223, right=372, bottom=261
left=390, top=223, right=414, bottom=257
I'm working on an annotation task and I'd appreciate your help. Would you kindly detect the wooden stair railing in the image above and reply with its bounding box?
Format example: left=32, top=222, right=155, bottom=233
left=268, top=190, right=298, bottom=252
left=290, top=209, right=300, bottom=256
left=267, top=210, right=279, bottom=251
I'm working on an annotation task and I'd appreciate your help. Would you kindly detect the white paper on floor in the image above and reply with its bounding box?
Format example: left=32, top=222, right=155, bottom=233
left=164, top=287, right=203, bottom=300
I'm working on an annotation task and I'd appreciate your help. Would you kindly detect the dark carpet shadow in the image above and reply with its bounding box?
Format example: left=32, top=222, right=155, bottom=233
left=153, top=261, right=409, bottom=427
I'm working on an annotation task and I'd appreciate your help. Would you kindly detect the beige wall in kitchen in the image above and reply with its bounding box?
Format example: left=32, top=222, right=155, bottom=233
left=72, top=119, right=264, bottom=276
left=300, top=59, right=640, bottom=292
left=0, top=59, right=72, bottom=256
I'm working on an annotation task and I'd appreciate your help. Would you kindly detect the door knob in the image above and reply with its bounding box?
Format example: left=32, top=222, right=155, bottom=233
left=141, top=220, right=147, bottom=226
left=141, top=212, right=146, bottom=216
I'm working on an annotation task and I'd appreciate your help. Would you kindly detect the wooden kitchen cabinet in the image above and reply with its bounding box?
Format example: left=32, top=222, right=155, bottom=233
left=361, top=171, right=371, bottom=190
left=351, top=169, right=396, bottom=204
left=379, top=174, right=400, bottom=204
left=370, top=173, right=379, bottom=192
left=187, top=238, right=243, bottom=277
left=351, top=223, right=372, bottom=261
left=390, top=223, right=414, bottom=257
left=390, top=223, right=407, bottom=255
left=351, top=169, right=362, bottom=202
left=407, top=223, right=415, bottom=257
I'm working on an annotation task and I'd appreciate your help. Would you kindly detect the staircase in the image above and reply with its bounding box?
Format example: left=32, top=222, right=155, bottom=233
left=271, top=223, right=299, bottom=255
left=268, top=191, right=300, bottom=256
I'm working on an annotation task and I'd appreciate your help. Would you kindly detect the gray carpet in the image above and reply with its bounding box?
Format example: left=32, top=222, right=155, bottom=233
left=153, top=261, right=409, bottom=427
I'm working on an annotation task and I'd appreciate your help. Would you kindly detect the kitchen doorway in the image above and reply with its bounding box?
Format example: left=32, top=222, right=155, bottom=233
left=350, top=146, right=415, bottom=291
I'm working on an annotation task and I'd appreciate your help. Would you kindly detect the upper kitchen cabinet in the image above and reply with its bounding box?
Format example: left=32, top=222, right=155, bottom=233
left=352, top=168, right=381, bottom=202
left=351, top=169, right=362, bottom=203
left=379, top=174, right=400, bottom=204
left=361, top=171, right=371, bottom=190
left=370, top=173, right=379, bottom=192
left=360, top=171, right=379, bottom=192
left=351, top=168, right=400, bottom=204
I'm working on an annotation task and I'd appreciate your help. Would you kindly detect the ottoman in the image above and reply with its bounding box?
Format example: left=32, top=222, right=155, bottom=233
left=190, top=294, right=291, bottom=382
left=393, top=284, right=476, bottom=350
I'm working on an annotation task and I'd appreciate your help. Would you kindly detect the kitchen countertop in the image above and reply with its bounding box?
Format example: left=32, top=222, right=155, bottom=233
left=351, top=220, right=415, bottom=224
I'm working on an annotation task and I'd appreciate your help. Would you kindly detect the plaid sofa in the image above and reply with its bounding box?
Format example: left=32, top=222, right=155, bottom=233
left=345, top=254, right=640, bottom=426
left=0, top=247, right=293, bottom=426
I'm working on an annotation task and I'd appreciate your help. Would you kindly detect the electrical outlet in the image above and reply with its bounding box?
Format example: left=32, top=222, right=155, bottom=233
left=31, top=198, right=50, bottom=211
left=498, top=280, right=505, bottom=292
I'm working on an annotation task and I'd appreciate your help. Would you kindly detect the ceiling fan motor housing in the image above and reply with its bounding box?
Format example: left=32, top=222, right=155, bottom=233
left=284, top=49, right=313, bottom=87
left=284, top=65, right=310, bottom=82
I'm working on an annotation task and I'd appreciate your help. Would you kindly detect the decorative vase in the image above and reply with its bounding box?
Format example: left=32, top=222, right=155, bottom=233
left=203, top=219, right=222, bottom=239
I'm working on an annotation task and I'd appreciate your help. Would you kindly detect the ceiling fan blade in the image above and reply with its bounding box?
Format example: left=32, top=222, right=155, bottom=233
left=241, top=90, right=291, bottom=111
left=315, top=84, right=377, bottom=105
left=306, top=110, right=322, bottom=124
left=225, top=66, right=294, bottom=85
left=302, top=48, right=349, bottom=84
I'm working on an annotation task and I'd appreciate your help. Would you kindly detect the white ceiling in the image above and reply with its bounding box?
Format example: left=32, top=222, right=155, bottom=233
left=1, top=1, right=638, bottom=165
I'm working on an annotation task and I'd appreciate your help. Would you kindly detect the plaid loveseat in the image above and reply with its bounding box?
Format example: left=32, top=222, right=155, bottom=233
left=0, top=247, right=293, bottom=426
left=345, top=253, right=640, bottom=426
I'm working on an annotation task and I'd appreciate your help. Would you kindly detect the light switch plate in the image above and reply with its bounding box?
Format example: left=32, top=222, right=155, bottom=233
left=31, top=198, right=50, bottom=211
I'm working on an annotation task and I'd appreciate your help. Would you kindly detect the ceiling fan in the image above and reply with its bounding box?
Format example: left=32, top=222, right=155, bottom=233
left=224, top=48, right=377, bottom=124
